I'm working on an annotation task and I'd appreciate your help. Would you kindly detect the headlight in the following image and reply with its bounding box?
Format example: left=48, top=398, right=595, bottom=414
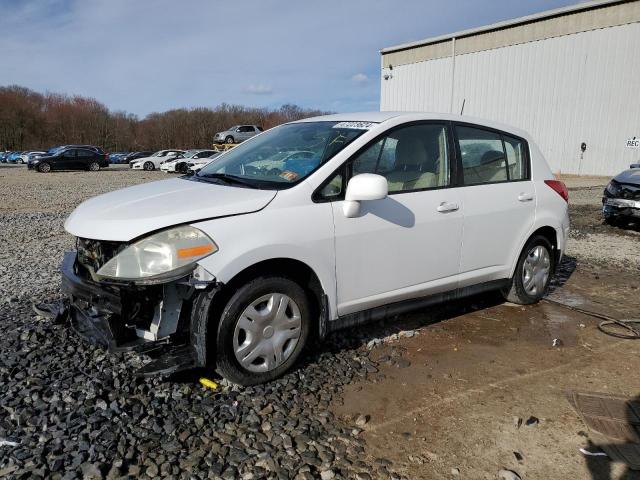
left=605, top=181, right=621, bottom=196
left=96, top=226, right=217, bottom=283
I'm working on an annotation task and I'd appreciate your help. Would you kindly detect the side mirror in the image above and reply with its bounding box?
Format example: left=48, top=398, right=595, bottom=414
left=343, top=173, right=388, bottom=218
left=630, top=163, right=640, bottom=169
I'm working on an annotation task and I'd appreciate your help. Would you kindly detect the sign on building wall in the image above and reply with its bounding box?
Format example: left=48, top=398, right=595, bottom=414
left=626, top=137, right=640, bottom=149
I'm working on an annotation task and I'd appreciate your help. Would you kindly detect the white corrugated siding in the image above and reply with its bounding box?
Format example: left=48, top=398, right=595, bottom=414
left=381, top=22, right=640, bottom=176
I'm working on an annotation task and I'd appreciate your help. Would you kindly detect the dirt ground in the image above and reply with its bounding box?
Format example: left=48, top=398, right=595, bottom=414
left=334, top=176, right=640, bottom=479
left=2, top=165, right=638, bottom=479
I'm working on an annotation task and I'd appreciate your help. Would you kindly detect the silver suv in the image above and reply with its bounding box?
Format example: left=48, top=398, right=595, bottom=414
left=214, top=125, right=263, bottom=144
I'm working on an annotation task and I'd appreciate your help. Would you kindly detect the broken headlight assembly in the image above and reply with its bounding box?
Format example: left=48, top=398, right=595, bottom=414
left=605, top=181, right=621, bottom=196
left=96, top=225, right=217, bottom=284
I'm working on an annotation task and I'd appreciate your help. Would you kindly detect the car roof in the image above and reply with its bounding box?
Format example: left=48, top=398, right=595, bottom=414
left=292, top=111, right=531, bottom=140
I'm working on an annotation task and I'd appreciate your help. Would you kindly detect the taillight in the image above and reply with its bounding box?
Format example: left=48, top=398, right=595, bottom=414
left=544, top=179, right=569, bottom=203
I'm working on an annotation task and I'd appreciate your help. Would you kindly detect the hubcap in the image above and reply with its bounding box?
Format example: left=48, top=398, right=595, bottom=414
left=40, top=163, right=50, bottom=172
left=233, top=293, right=302, bottom=373
left=522, top=245, right=551, bottom=296
left=90, top=163, right=98, bottom=171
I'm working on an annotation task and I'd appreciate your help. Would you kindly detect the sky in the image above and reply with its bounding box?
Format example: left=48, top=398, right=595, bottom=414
left=0, top=0, right=579, bottom=118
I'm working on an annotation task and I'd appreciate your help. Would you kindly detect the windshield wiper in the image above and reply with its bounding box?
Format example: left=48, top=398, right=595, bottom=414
left=196, top=172, right=258, bottom=188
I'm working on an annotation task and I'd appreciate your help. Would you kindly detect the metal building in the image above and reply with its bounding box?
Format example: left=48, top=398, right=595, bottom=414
left=380, top=0, right=640, bottom=176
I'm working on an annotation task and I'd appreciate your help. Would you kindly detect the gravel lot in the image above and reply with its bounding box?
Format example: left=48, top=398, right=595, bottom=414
left=0, top=165, right=400, bottom=480
left=1, top=165, right=638, bottom=479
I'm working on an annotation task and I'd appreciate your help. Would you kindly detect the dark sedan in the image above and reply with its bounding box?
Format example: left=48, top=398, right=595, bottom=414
left=602, top=164, right=640, bottom=225
left=29, top=146, right=109, bottom=173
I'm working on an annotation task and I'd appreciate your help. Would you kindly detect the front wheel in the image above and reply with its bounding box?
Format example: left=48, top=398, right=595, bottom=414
left=143, top=161, right=154, bottom=171
left=502, top=235, right=554, bottom=305
left=225, top=135, right=234, bottom=144
left=214, top=276, right=310, bottom=386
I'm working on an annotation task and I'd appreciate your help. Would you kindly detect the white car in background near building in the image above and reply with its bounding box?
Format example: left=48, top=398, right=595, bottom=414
left=160, top=150, right=217, bottom=174
left=62, top=112, right=569, bottom=386
left=131, top=150, right=185, bottom=171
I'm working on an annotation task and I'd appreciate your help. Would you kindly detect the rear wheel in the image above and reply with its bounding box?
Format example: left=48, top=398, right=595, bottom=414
left=143, top=161, right=154, bottom=171
left=214, top=276, right=310, bottom=386
left=38, top=162, right=51, bottom=173
left=502, top=235, right=554, bottom=305
left=88, top=162, right=100, bottom=171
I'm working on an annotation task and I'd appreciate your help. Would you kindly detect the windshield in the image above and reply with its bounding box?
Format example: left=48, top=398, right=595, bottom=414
left=196, top=121, right=368, bottom=189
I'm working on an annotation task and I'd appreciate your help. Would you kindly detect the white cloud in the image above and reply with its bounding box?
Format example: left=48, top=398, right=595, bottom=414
left=245, top=84, right=273, bottom=95
left=351, top=73, right=369, bottom=85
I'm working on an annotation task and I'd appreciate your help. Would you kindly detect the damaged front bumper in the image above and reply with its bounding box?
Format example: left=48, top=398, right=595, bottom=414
left=602, top=197, right=640, bottom=219
left=60, top=251, right=215, bottom=376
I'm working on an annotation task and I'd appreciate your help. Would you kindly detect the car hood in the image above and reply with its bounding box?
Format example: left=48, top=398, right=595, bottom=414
left=64, top=178, right=277, bottom=241
left=613, top=168, right=640, bottom=185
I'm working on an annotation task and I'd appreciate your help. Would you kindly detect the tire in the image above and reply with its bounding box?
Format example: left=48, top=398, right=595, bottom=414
left=88, top=162, right=100, bottom=171
left=177, top=163, right=188, bottom=174
left=19, top=159, right=24, bottom=164
left=501, top=235, right=554, bottom=305
left=38, top=162, right=51, bottom=173
left=225, top=136, right=235, bottom=144
left=143, top=161, right=154, bottom=171
left=604, top=215, right=619, bottom=226
left=214, top=276, right=311, bottom=386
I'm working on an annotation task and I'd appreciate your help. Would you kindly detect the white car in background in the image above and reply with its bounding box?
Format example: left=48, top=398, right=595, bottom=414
left=131, top=150, right=185, bottom=171
left=187, top=152, right=221, bottom=174
left=62, top=112, right=569, bottom=386
left=19, top=151, right=46, bottom=164
left=160, top=150, right=217, bottom=174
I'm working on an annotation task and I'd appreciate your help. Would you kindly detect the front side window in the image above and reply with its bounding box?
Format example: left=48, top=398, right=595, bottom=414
left=196, top=122, right=368, bottom=189
left=351, top=123, right=450, bottom=193
left=63, top=149, right=76, bottom=158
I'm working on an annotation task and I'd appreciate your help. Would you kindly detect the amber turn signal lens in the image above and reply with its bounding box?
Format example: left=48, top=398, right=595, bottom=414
left=177, top=244, right=214, bottom=259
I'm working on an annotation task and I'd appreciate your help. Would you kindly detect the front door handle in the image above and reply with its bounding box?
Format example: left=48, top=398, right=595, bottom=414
left=437, top=201, right=459, bottom=213
left=518, top=192, right=534, bottom=202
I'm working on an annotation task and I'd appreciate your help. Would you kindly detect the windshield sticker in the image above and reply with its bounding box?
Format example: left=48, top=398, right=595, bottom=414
left=279, top=171, right=299, bottom=181
left=333, top=121, right=375, bottom=130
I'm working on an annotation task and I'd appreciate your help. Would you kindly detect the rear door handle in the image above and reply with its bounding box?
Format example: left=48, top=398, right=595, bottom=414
left=518, top=192, right=534, bottom=202
left=437, top=201, right=459, bottom=213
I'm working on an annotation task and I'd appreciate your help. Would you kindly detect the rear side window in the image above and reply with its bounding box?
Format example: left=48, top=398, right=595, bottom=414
left=77, top=149, right=94, bottom=158
left=503, top=134, right=527, bottom=181
left=63, top=149, right=76, bottom=158
left=455, top=125, right=528, bottom=185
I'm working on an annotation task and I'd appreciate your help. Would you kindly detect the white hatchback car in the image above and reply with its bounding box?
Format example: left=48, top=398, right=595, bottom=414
left=62, top=112, right=569, bottom=385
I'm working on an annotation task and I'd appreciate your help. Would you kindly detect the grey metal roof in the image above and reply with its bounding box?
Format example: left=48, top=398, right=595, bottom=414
left=381, top=0, right=630, bottom=53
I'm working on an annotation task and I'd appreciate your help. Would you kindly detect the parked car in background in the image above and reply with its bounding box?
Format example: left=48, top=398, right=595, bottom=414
left=603, top=163, right=640, bottom=225
left=29, top=146, right=109, bottom=172
left=187, top=152, right=220, bottom=174
left=160, top=149, right=217, bottom=173
left=61, top=112, right=569, bottom=385
left=214, top=125, right=263, bottom=144
left=108, top=152, right=129, bottom=163
left=131, top=150, right=184, bottom=171
left=47, top=145, right=105, bottom=156
left=7, top=152, right=25, bottom=163
left=0, top=151, right=10, bottom=163
left=19, top=151, right=46, bottom=164
left=123, top=151, right=154, bottom=164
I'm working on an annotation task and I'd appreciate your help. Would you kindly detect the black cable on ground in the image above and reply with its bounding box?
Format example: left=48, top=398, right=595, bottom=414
left=542, top=297, right=640, bottom=340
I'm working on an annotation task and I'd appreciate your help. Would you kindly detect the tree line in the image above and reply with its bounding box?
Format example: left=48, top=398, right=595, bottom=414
left=0, top=85, right=329, bottom=152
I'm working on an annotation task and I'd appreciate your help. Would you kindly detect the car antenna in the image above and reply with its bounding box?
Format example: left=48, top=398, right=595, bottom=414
left=460, top=98, right=466, bottom=115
